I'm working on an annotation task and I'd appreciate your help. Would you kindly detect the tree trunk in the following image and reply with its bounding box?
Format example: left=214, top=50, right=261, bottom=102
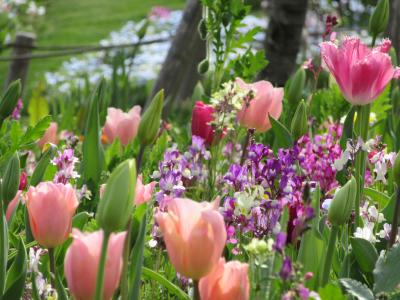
left=387, top=0, right=400, bottom=62
left=151, top=0, right=205, bottom=107
left=258, top=0, right=308, bottom=86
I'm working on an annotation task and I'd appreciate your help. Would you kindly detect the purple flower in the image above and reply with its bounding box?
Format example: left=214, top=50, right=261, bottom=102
left=298, top=284, right=310, bottom=300
left=280, top=256, right=293, bottom=280
left=51, top=149, right=79, bottom=184
left=11, top=99, right=23, bottom=120
left=273, top=232, right=287, bottom=253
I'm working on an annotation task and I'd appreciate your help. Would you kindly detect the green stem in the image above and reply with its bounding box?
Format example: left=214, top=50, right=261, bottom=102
left=120, top=219, right=132, bottom=300
left=321, top=225, right=339, bottom=286
left=136, top=145, right=145, bottom=172
left=48, top=248, right=56, bottom=288
left=389, top=189, right=400, bottom=247
left=240, top=128, right=254, bottom=165
left=193, top=280, right=200, bottom=300
left=354, top=104, right=370, bottom=227
left=94, top=231, right=111, bottom=300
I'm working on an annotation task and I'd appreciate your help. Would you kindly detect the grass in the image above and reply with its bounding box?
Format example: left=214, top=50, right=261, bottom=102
left=0, top=0, right=185, bottom=89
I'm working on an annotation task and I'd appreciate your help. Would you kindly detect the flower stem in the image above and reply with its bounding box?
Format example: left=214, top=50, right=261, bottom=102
left=193, top=280, right=200, bottom=300
left=120, top=219, right=132, bottom=300
left=48, top=248, right=56, bottom=288
left=94, top=231, right=111, bottom=300
left=389, top=188, right=400, bottom=247
left=240, top=128, right=255, bottom=165
left=321, top=225, right=339, bottom=286
left=354, top=104, right=370, bottom=227
left=136, top=145, right=145, bottom=172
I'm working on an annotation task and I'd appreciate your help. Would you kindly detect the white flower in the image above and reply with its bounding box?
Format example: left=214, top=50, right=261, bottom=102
left=28, top=247, right=44, bottom=273
left=354, top=223, right=377, bottom=243
left=367, top=205, right=385, bottom=223
left=334, top=150, right=351, bottom=171
left=378, top=223, right=392, bottom=240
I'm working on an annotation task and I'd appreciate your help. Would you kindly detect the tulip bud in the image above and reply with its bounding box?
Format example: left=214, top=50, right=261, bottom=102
left=137, top=90, right=164, bottom=146
left=392, top=151, right=400, bottom=186
left=328, top=176, right=357, bottom=226
left=290, top=100, right=308, bottom=140
left=198, top=59, right=209, bottom=75
left=369, top=0, right=389, bottom=38
left=2, top=152, right=20, bottom=205
left=198, top=18, right=207, bottom=40
left=137, top=20, right=149, bottom=40
left=287, top=68, right=306, bottom=105
left=97, top=159, right=136, bottom=233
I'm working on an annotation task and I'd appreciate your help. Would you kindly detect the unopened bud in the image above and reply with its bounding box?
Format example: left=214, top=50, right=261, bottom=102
left=328, top=176, right=357, bottom=226
left=198, top=18, right=207, bottom=40
left=197, top=59, right=209, bottom=75
left=96, top=159, right=136, bottom=233
left=287, top=68, right=306, bottom=105
left=369, top=0, right=389, bottom=38
left=138, top=90, right=164, bottom=146
left=291, top=100, right=308, bottom=140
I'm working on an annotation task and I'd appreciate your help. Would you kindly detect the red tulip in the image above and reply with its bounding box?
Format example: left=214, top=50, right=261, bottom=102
left=191, top=101, right=216, bottom=145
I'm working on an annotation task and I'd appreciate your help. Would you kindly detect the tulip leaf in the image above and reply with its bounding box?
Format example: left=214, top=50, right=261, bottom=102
left=0, top=80, right=21, bottom=125
left=364, top=188, right=390, bottom=208
left=350, top=238, right=378, bottom=274
left=373, top=243, right=400, bottom=293
left=340, top=278, right=374, bottom=300
left=3, top=236, right=27, bottom=300
left=339, top=106, right=356, bottom=150
left=129, top=204, right=147, bottom=300
left=269, top=115, right=293, bottom=151
left=30, top=144, right=57, bottom=186
left=72, top=211, right=91, bottom=230
left=82, top=79, right=105, bottom=193
left=142, top=267, right=190, bottom=300
left=0, top=204, right=8, bottom=297
left=382, top=193, right=396, bottom=221
left=54, top=272, right=68, bottom=300
left=19, top=115, right=52, bottom=148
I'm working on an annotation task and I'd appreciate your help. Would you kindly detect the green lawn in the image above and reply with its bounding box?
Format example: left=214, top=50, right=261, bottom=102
left=1, top=0, right=185, bottom=89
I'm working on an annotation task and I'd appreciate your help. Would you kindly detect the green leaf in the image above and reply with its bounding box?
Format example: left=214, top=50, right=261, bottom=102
left=128, top=205, right=148, bottom=300
left=340, top=106, right=356, bottom=149
left=0, top=205, right=8, bottom=296
left=19, top=115, right=52, bottom=148
left=269, top=115, right=293, bottom=151
left=340, top=278, right=374, bottom=300
left=72, top=212, right=90, bottom=230
left=142, top=267, right=190, bottom=300
left=30, top=144, right=57, bottom=186
left=364, top=188, right=390, bottom=208
left=382, top=193, right=396, bottom=221
left=82, top=79, right=105, bottom=192
left=373, top=244, right=400, bottom=293
left=28, top=96, right=49, bottom=126
left=54, top=272, right=68, bottom=300
left=318, top=283, right=346, bottom=300
left=3, top=237, right=27, bottom=300
left=350, top=238, right=378, bottom=273
left=0, top=80, right=21, bottom=124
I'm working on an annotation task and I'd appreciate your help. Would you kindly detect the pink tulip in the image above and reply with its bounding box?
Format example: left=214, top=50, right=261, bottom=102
left=135, top=175, right=156, bottom=205
left=320, top=37, right=400, bottom=105
left=64, top=229, right=126, bottom=300
left=26, top=182, right=79, bottom=248
left=199, top=258, right=249, bottom=300
left=236, top=78, right=283, bottom=132
left=99, top=174, right=155, bottom=206
left=103, top=106, right=141, bottom=146
left=155, top=197, right=226, bottom=279
left=37, top=122, right=58, bottom=149
left=6, top=190, right=22, bottom=222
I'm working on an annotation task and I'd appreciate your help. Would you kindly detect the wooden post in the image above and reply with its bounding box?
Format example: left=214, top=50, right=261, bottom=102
left=5, top=32, right=36, bottom=91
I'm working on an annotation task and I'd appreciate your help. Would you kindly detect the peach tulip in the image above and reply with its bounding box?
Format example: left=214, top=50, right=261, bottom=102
left=99, top=175, right=155, bottom=206
left=135, top=175, right=156, bottom=205
left=320, top=37, right=400, bottom=105
left=155, top=197, right=226, bottom=279
left=64, top=229, right=126, bottom=300
left=37, top=122, right=58, bottom=149
left=5, top=190, right=22, bottom=222
left=26, top=182, right=78, bottom=248
left=103, top=106, right=141, bottom=146
left=199, top=258, right=249, bottom=300
left=236, top=78, right=283, bottom=132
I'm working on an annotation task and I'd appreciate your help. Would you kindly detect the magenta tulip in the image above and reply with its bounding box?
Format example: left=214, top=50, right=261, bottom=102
left=191, top=101, right=216, bottom=145
left=320, top=37, right=400, bottom=105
